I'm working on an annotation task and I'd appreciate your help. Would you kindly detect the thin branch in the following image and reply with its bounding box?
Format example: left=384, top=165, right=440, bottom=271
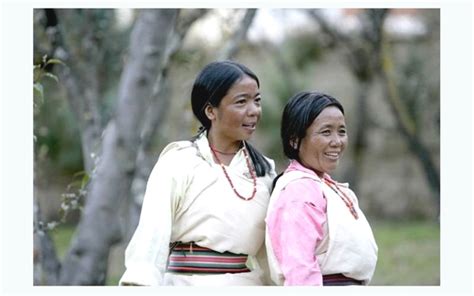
left=218, top=9, right=257, bottom=60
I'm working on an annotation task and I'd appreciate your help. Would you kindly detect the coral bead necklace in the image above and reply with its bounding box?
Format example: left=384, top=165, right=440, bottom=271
left=209, top=143, right=257, bottom=201
left=323, top=177, right=359, bottom=219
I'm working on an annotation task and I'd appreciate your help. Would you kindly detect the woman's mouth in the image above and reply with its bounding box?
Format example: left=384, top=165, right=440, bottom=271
left=242, top=123, right=256, bottom=131
left=324, top=152, right=341, bottom=160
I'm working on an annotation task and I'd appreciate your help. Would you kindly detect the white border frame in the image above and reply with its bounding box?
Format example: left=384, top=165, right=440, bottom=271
left=1, top=1, right=472, bottom=295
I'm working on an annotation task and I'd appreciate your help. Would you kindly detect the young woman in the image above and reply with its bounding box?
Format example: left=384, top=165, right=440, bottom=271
left=120, top=61, right=276, bottom=286
left=265, top=91, right=378, bottom=286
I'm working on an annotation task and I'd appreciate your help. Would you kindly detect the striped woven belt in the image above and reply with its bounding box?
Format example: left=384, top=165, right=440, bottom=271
left=167, top=242, right=250, bottom=274
left=323, top=273, right=363, bottom=286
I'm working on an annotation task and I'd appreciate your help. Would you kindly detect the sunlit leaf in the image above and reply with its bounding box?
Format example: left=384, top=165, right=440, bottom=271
left=73, top=171, right=86, bottom=178
left=44, top=72, right=59, bottom=83
left=33, top=83, right=44, bottom=101
left=81, top=173, right=90, bottom=188
left=46, top=58, right=65, bottom=66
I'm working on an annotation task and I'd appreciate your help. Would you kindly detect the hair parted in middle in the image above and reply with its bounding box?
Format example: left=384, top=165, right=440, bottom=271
left=281, top=91, right=345, bottom=161
left=191, top=60, right=260, bottom=131
left=189, top=60, right=271, bottom=177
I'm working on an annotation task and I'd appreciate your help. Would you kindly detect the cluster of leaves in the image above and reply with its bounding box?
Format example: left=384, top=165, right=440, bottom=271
left=34, top=55, right=90, bottom=234
left=35, top=171, right=89, bottom=233
left=33, top=55, right=64, bottom=107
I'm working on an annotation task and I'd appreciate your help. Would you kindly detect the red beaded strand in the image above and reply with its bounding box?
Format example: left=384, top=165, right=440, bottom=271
left=209, top=144, right=257, bottom=201
left=323, top=178, right=359, bottom=219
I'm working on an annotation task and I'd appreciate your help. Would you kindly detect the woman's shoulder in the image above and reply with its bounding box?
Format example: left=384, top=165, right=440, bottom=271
left=159, top=140, right=194, bottom=156
left=157, top=140, right=203, bottom=167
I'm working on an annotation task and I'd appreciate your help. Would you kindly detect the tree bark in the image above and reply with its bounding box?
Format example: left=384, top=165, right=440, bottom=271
left=33, top=195, right=61, bottom=285
left=126, top=9, right=208, bottom=240
left=58, top=9, right=179, bottom=285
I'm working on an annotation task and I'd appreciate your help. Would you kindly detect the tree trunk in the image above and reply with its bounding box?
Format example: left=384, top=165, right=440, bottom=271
left=58, top=9, right=179, bottom=285
left=33, top=195, right=61, bottom=285
left=378, top=34, right=440, bottom=215
left=125, top=9, right=208, bottom=241
left=344, top=79, right=371, bottom=192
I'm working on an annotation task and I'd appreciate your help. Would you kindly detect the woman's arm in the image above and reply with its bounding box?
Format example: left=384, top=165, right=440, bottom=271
left=266, top=179, right=327, bottom=285
left=119, top=145, right=187, bottom=286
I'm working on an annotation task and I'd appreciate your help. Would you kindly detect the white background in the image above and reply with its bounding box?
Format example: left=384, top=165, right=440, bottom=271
left=1, top=1, right=472, bottom=295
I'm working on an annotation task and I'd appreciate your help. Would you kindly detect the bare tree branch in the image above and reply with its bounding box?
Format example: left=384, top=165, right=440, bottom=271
left=218, top=9, right=257, bottom=60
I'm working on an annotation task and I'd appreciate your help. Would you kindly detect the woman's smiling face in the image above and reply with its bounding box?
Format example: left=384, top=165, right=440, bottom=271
left=208, top=75, right=262, bottom=143
left=298, top=106, right=348, bottom=177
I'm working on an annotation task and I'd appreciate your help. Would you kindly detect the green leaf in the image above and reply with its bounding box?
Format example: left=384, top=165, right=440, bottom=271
left=81, top=173, right=90, bottom=188
left=44, top=72, right=59, bottom=83
left=73, top=171, right=86, bottom=178
left=34, top=83, right=44, bottom=101
left=46, top=58, right=65, bottom=66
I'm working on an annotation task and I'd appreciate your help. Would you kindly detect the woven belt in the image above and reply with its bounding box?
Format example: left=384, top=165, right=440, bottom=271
left=167, top=242, right=250, bottom=274
left=323, top=273, right=363, bottom=286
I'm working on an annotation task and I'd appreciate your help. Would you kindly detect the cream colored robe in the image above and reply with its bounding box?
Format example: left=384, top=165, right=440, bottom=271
left=120, top=133, right=275, bottom=286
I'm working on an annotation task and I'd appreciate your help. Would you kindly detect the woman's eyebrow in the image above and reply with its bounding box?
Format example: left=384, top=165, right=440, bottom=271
left=233, top=92, right=261, bottom=99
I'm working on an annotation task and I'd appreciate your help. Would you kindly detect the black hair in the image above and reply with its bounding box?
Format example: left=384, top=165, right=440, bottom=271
left=281, top=91, right=345, bottom=161
left=190, top=60, right=272, bottom=177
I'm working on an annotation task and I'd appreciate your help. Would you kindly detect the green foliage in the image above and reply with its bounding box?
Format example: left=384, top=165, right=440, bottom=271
left=33, top=55, right=82, bottom=172
left=35, top=171, right=89, bottom=233
left=34, top=89, right=84, bottom=172
left=33, top=55, right=64, bottom=109
left=285, top=33, right=323, bottom=71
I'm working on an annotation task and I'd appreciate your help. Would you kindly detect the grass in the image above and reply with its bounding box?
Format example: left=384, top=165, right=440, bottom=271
left=49, top=225, right=119, bottom=285
left=50, top=220, right=440, bottom=286
left=370, top=220, right=440, bottom=285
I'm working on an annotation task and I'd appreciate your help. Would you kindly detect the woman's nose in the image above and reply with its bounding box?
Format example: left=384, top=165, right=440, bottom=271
left=330, top=135, right=342, bottom=146
left=247, top=102, right=261, bottom=116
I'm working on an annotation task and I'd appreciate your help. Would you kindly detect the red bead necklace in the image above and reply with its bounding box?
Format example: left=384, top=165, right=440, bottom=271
left=209, top=143, right=257, bottom=201
left=323, top=177, right=359, bottom=219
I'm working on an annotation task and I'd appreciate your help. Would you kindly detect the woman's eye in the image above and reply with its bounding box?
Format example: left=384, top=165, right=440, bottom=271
left=235, top=99, right=246, bottom=105
left=321, top=130, right=331, bottom=135
left=339, top=129, right=347, bottom=135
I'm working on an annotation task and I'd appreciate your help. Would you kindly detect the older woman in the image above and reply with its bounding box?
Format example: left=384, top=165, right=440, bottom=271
left=120, top=61, right=276, bottom=286
left=265, top=91, right=378, bottom=286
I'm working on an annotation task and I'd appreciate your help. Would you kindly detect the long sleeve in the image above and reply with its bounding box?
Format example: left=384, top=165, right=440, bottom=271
left=119, top=146, right=187, bottom=286
left=266, top=178, right=327, bottom=285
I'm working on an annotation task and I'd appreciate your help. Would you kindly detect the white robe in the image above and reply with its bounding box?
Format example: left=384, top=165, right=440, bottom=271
left=120, top=133, right=276, bottom=286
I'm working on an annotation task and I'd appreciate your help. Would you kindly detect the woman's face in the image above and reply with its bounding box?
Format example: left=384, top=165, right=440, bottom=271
left=207, top=75, right=261, bottom=143
left=298, top=106, right=348, bottom=177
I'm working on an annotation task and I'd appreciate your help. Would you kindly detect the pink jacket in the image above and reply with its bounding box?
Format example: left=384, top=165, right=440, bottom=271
left=266, top=160, right=328, bottom=285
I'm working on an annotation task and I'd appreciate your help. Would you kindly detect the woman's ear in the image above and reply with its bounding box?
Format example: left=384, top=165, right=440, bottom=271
left=290, top=138, right=299, bottom=149
left=204, top=104, right=216, bottom=121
